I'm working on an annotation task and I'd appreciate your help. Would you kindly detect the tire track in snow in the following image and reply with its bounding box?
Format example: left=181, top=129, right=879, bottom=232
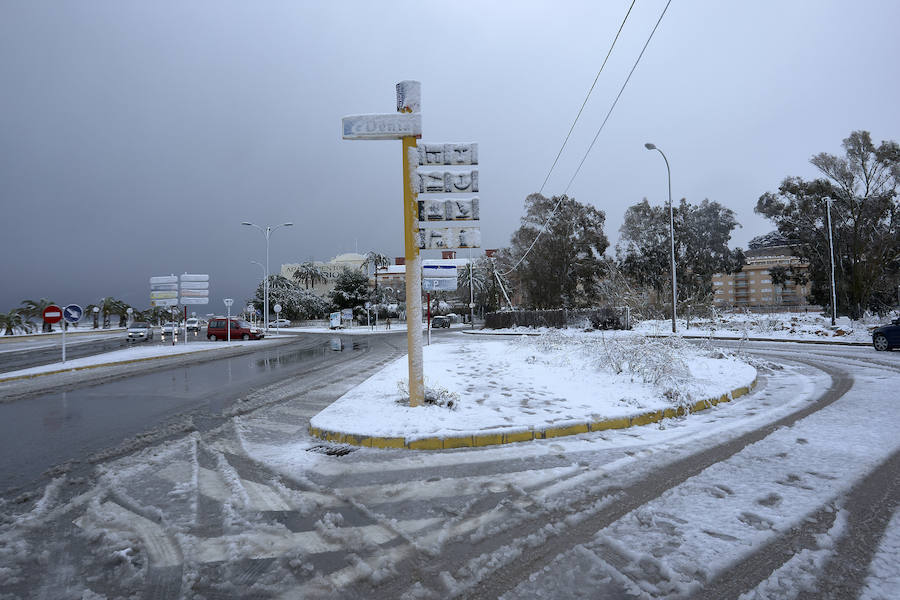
left=357, top=355, right=853, bottom=599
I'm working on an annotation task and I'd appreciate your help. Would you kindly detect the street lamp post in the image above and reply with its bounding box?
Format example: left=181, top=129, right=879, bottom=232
left=645, top=143, right=677, bottom=333
left=241, top=221, right=293, bottom=332
left=823, top=197, right=837, bottom=326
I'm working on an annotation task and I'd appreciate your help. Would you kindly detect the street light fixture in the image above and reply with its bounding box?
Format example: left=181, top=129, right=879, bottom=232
left=241, top=221, right=293, bottom=331
left=645, top=142, right=677, bottom=333
left=822, top=197, right=837, bottom=326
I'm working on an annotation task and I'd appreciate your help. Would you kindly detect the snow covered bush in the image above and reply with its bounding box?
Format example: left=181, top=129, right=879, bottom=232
left=520, top=331, right=706, bottom=408
left=396, top=378, right=460, bottom=410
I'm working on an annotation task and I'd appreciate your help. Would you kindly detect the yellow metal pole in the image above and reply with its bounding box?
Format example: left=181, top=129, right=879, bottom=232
left=402, top=135, right=424, bottom=407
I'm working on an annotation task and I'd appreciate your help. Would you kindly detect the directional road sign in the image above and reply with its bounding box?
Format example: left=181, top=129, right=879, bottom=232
left=43, top=305, right=63, bottom=324
left=63, top=304, right=83, bottom=324
left=342, top=113, right=422, bottom=140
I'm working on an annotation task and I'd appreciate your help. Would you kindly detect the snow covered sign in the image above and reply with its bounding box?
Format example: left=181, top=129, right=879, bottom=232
left=418, top=198, right=480, bottom=222
left=414, top=143, right=478, bottom=166
left=423, top=263, right=458, bottom=291
left=414, top=170, right=478, bottom=194
left=342, top=113, right=422, bottom=140
left=417, top=227, right=481, bottom=249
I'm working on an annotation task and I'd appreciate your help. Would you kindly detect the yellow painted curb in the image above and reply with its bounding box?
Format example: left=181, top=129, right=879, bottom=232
left=309, top=378, right=758, bottom=451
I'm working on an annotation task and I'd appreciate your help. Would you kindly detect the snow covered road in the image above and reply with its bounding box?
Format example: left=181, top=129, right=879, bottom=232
left=0, top=339, right=897, bottom=599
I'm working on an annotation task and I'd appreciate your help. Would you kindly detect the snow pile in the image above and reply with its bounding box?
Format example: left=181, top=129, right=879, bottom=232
left=310, top=332, right=756, bottom=442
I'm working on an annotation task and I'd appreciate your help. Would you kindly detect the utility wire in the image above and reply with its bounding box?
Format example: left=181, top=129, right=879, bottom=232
left=504, top=0, right=674, bottom=276
left=537, top=0, right=636, bottom=197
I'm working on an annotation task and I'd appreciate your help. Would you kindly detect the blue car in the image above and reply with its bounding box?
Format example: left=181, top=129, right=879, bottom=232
left=872, top=318, right=900, bottom=351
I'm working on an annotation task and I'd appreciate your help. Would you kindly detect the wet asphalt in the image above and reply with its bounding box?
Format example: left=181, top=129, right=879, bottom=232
left=0, top=332, right=406, bottom=496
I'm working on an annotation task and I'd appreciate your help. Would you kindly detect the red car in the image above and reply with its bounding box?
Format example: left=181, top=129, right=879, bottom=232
left=206, top=318, right=264, bottom=341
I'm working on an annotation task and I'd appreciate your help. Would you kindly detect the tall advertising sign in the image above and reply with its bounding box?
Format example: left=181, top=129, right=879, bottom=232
left=409, top=142, right=481, bottom=250
left=341, top=80, right=426, bottom=407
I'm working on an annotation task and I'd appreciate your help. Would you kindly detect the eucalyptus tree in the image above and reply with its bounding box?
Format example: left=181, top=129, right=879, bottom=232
left=756, top=130, right=900, bottom=316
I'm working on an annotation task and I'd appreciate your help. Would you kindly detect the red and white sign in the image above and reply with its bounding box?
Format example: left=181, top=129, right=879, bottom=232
left=43, top=305, right=63, bottom=324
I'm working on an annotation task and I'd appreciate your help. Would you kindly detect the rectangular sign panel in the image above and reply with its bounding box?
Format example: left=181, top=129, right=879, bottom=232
left=180, top=274, right=209, bottom=282
left=417, top=227, right=481, bottom=250
left=180, top=281, right=209, bottom=290
left=342, top=113, right=422, bottom=140
left=414, top=143, right=478, bottom=166
left=418, top=198, right=479, bottom=222
left=423, top=278, right=458, bottom=291
left=150, top=283, right=179, bottom=291
left=150, top=275, right=178, bottom=285
left=414, top=170, right=478, bottom=194
left=181, top=298, right=210, bottom=305
left=180, top=289, right=209, bottom=298
left=150, top=291, right=178, bottom=300
left=151, top=298, right=179, bottom=307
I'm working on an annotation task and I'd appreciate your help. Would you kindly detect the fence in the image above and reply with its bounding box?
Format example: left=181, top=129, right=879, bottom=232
left=484, top=307, right=631, bottom=330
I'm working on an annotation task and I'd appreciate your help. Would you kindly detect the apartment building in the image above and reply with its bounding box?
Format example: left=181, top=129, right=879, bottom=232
left=712, top=233, right=815, bottom=310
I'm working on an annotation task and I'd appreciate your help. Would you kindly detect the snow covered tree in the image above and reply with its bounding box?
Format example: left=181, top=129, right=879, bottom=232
left=616, top=198, right=743, bottom=305
left=328, top=267, right=370, bottom=315
left=254, top=275, right=329, bottom=321
left=756, top=130, right=900, bottom=317
left=292, top=262, right=326, bottom=290
left=509, top=193, right=609, bottom=308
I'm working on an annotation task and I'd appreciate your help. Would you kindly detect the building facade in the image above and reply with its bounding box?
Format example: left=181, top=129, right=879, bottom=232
left=712, top=234, right=816, bottom=310
left=281, top=253, right=366, bottom=296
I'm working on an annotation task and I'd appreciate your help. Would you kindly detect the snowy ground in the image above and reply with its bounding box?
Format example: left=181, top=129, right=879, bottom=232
left=633, top=310, right=895, bottom=344
left=0, top=338, right=283, bottom=380
left=311, top=332, right=756, bottom=442
left=0, top=332, right=897, bottom=598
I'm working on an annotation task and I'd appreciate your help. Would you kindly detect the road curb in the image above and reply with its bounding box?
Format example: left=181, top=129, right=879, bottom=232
left=0, top=349, right=220, bottom=383
left=309, top=378, right=758, bottom=450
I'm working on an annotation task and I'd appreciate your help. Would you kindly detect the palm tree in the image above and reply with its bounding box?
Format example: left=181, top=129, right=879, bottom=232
left=0, top=310, right=27, bottom=335
left=20, top=298, right=55, bottom=332
left=362, top=251, right=390, bottom=293
left=97, top=296, right=123, bottom=329
left=292, top=261, right=327, bottom=290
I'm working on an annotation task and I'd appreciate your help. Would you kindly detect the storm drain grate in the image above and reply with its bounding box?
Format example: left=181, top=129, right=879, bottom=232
left=307, top=444, right=356, bottom=457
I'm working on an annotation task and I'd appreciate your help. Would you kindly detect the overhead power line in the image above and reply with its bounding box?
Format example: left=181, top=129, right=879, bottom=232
left=537, top=0, right=637, bottom=197
left=504, top=0, right=674, bottom=277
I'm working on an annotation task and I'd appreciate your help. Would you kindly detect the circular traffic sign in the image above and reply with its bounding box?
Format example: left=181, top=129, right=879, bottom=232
left=273, top=304, right=282, bottom=313
left=43, top=305, right=63, bottom=324
left=63, top=304, right=84, bottom=324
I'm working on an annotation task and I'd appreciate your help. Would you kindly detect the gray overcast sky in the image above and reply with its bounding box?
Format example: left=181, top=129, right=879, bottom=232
left=2, top=1, right=899, bottom=312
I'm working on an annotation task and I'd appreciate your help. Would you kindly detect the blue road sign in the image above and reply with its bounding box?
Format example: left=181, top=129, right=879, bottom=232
left=63, top=304, right=84, bottom=324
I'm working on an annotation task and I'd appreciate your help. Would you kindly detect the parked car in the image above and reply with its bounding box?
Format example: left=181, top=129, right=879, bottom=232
left=126, top=322, right=154, bottom=342
left=431, top=316, right=451, bottom=328
left=186, top=318, right=201, bottom=333
left=872, top=317, right=900, bottom=351
left=206, top=317, right=264, bottom=341
left=268, top=318, right=291, bottom=328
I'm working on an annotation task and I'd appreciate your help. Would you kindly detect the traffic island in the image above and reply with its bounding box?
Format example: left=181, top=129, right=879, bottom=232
left=308, top=336, right=759, bottom=450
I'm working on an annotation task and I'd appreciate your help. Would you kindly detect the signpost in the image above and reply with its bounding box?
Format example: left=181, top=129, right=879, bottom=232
left=273, top=303, right=282, bottom=335
left=342, top=80, right=425, bottom=406
left=224, top=298, right=233, bottom=342
left=61, top=303, right=83, bottom=363
left=43, top=305, right=64, bottom=362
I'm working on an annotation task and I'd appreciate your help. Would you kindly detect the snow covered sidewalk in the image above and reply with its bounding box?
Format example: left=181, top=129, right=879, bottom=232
left=310, top=332, right=757, bottom=449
